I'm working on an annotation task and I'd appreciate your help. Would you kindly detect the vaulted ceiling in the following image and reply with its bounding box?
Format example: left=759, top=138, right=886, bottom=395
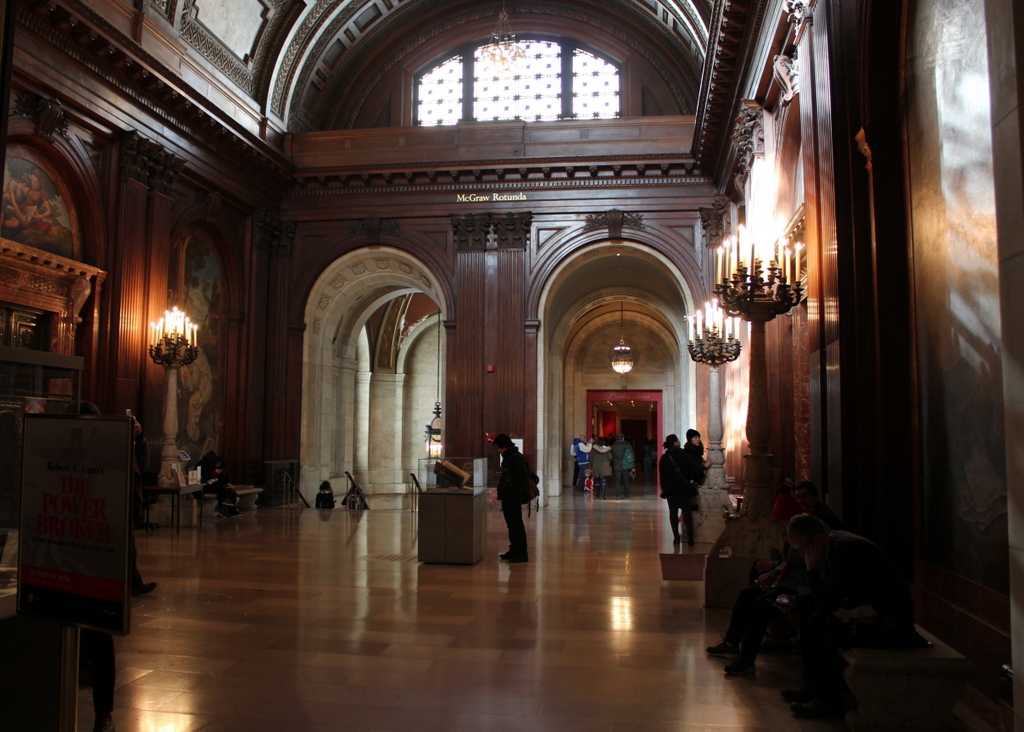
left=180, top=0, right=712, bottom=130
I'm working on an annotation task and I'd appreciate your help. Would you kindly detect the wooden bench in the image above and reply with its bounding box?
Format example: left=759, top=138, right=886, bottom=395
left=840, top=627, right=972, bottom=731
left=201, top=486, right=264, bottom=516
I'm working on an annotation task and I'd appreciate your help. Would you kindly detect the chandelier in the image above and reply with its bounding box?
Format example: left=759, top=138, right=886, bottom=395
left=610, top=300, right=634, bottom=374
left=480, top=2, right=526, bottom=74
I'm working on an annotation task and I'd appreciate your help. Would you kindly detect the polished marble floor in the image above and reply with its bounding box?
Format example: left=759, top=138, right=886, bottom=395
left=79, top=482, right=845, bottom=731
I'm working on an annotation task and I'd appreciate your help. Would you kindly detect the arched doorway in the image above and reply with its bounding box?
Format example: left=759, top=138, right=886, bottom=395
left=300, top=247, right=448, bottom=504
left=535, top=240, right=701, bottom=496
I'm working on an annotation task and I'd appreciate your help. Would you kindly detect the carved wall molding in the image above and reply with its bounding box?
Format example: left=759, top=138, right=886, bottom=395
left=583, top=209, right=646, bottom=238
left=773, top=46, right=799, bottom=107
left=254, top=209, right=297, bottom=256
left=451, top=212, right=532, bottom=250
left=10, top=91, right=70, bottom=142
left=348, top=216, right=401, bottom=243
left=785, top=0, right=815, bottom=43
left=120, top=131, right=183, bottom=193
left=179, top=0, right=301, bottom=99
left=699, top=196, right=732, bottom=249
left=0, top=237, right=107, bottom=355
left=16, top=0, right=292, bottom=183
left=732, top=100, right=765, bottom=190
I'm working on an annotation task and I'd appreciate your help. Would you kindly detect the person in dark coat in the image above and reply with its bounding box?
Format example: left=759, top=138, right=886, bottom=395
left=197, top=451, right=239, bottom=517
left=659, top=434, right=699, bottom=545
left=315, top=480, right=335, bottom=509
left=779, top=514, right=924, bottom=718
left=495, top=433, right=530, bottom=562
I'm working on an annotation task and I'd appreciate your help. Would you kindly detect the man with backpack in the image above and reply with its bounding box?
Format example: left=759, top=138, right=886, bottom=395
left=610, top=434, right=635, bottom=499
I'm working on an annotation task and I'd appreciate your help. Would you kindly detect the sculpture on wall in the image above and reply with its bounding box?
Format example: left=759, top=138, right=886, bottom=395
left=732, top=101, right=765, bottom=191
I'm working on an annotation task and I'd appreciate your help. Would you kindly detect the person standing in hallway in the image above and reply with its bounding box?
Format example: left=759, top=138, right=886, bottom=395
left=610, top=433, right=633, bottom=498
left=659, top=434, right=698, bottom=544
left=571, top=435, right=591, bottom=492
left=495, top=433, right=530, bottom=563
left=590, top=436, right=613, bottom=499
left=641, top=438, right=656, bottom=481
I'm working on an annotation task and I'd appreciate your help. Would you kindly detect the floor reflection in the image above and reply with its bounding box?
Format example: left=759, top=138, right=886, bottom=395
left=77, top=491, right=844, bottom=731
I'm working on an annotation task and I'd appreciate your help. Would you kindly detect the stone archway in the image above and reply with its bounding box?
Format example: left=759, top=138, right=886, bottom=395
left=300, top=247, right=447, bottom=503
left=534, top=241, right=700, bottom=500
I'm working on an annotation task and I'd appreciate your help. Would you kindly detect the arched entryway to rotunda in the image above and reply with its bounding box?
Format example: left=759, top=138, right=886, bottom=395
left=534, top=240, right=702, bottom=496
left=300, top=247, right=449, bottom=505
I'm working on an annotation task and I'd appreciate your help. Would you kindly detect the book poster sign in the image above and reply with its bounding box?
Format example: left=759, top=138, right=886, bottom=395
left=18, top=415, right=133, bottom=634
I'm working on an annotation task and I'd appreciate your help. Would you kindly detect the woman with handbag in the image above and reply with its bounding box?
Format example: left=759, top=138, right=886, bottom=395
left=659, top=432, right=705, bottom=545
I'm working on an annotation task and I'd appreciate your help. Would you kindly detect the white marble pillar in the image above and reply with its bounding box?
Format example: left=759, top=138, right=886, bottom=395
left=704, top=364, right=728, bottom=488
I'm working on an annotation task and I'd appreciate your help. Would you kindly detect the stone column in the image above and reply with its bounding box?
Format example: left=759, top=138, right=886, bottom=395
left=705, top=364, right=727, bottom=487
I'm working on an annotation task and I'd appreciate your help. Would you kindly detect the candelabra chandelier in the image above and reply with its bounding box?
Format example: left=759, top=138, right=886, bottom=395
left=149, top=306, right=198, bottom=366
left=480, top=2, right=526, bottom=73
left=688, top=325, right=741, bottom=366
left=715, top=257, right=803, bottom=321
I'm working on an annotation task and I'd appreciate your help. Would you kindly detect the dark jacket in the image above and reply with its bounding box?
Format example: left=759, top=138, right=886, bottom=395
left=807, top=531, right=915, bottom=629
left=610, top=438, right=631, bottom=470
left=497, top=445, right=531, bottom=502
left=658, top=446, right=695, bottom=498
left=678, top=441, right=707, bottom=485
left=315, top=491, right=335, bottom=509
left=812, top=501, right=844, bottom=531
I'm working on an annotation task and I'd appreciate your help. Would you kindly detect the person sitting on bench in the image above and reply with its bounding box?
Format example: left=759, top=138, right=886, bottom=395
left=197, top=451, right=239, bottom=517
left=777, top=514, right=926, bottom=719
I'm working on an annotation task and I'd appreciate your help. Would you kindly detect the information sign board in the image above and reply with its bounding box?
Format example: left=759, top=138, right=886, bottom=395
left=17, top=415, right=132, bottom=634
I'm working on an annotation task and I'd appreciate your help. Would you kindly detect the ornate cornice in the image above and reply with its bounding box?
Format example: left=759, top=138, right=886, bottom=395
left=11, top=91, right=70, bottom=142
left=698, top=195, right=731, bottom=249
left=583, top=209, right=645, bottom=238
left=289, top=159, right=711, bottom=197
left=254, top=209, right=298, bottom=256
left=693, top=0, right=772, bottom=180
left=17, top=0, right=292, bottom=183
left=180, top=0, right=302, bottom=101
left=451, top=212, right=532, bottom=250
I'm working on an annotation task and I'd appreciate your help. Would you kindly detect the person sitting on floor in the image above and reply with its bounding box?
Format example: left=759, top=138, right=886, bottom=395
left=776, top=514, right=926, bottom=719
left=315, top=480, right=336, bottom=509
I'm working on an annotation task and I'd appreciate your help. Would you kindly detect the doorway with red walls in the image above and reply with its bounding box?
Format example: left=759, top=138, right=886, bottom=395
left=587, top=390, right=661, bottom=448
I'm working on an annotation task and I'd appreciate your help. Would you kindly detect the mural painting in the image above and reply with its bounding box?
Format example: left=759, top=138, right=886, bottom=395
left=170, top=235, right=222, bottom=462
left=1, top=146, right=79, bottom=260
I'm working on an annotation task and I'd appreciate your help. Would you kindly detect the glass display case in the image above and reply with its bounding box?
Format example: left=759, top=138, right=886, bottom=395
left=0, top=345, right=83, bottom=618
left=416, top=457, right=487, bottom=495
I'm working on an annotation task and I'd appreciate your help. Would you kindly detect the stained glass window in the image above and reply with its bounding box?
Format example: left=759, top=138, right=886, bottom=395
left=474, top=41, right=562, bottom=122
left=573, top=49, right=621, bottom=119
left=415, top=41, right=620, bottom=125
left=417, top=55, right=464, bottom=127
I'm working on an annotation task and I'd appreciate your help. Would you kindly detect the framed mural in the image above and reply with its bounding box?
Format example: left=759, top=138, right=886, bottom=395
left=1, top=144, right=81, bottom=261
left=168, top=234, right=222, bottom=463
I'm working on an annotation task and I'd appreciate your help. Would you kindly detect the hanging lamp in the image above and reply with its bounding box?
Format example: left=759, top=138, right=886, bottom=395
left=480, top=1, right=526, bottom=74
left=611, top=300, right=634, bottom=374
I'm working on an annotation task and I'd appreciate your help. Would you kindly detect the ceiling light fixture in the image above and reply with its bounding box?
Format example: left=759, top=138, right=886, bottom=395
left=611, top=299, right=634, bottom=374
left=480, top=2, right=526, bottom=74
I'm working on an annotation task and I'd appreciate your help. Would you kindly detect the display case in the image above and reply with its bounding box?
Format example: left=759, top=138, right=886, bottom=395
left=416, top=457, right=487, bottom=494
left=0, top=345, right=83, bottom=619
left=417, top=457, right=488, bottom=564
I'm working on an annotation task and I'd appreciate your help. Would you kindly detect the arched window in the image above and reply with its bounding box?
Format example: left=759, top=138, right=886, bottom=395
left=416, top=40, right=620, bottom=126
